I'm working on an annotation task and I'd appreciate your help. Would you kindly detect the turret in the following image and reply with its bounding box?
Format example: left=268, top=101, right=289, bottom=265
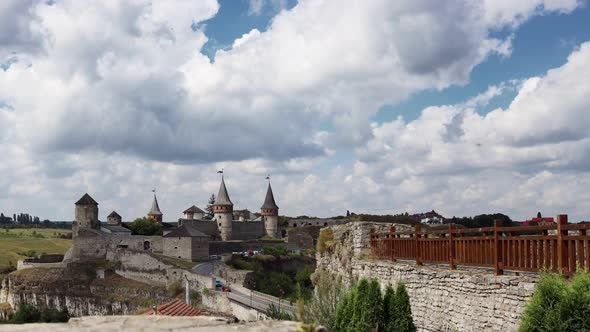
left=183, top=205, right=205, bottom=220
left=107, top=211, right=122, bottom=226
left=147, top=193, right=163, bottom=223
left=73, top=193, right=99, bottom=237
left=213, top=176, right=233, bottom=240
left=260, top=182, right=279, bottom=238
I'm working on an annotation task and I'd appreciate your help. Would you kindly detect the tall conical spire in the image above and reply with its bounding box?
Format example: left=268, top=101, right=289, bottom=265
left=214, top=176, right=233, bottom=206
left=148, top=193, right=163, bottom=216
left=261, top=182, right=279, bottom=210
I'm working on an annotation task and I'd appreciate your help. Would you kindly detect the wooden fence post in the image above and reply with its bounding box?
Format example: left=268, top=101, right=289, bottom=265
left=370, top=228, right=375, bottom=256
left=494, top=219, right=503, bottom=275
left=557, top=214, right=569, bottom=275
left=449, top=223, right=456, bottom=269
left=415, top=224, right=423, bottom=266
left=390, top=226, right=396, bottom=262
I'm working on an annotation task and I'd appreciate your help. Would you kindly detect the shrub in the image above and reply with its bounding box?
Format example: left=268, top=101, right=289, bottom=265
left=393, top=282, right=416, bottom=332
left=168, top=280, right=184, bottom=298
left=519, top=271, right=590, bottom=332
left=265, top=303, right=294, bottom=321
left=190, top=290, right=201, bottom=303
left=40, top=308, right=69, bottom=323
left=306, top=270, right=345, bottom=330
left=10, top=303, right=41, bottom=324
left=317, top=228, right=334, bottom=254
left=262, top=246, right=289, bottom=257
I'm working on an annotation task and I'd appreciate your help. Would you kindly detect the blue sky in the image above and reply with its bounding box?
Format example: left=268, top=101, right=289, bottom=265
left=1, top=0, right=590, bottom=221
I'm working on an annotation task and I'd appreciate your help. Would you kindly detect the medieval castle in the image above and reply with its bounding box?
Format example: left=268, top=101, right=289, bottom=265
left=66, top=176, right=281, bottom=263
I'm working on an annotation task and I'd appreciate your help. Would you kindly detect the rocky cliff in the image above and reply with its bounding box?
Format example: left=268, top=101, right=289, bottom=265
left=0, top=266, right=171, bottom=317
left=316, top=222, right=537, bottom=332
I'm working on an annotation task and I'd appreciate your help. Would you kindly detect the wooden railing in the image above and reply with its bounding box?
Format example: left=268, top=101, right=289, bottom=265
left=370, top=215, right=590, bottom=275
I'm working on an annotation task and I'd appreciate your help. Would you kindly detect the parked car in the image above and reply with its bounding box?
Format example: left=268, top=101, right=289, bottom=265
left=215, top=280, right=222, bottom=289
left=222, top=286, right=231, bottom=292
left=209, top=254, right=221, bottom=260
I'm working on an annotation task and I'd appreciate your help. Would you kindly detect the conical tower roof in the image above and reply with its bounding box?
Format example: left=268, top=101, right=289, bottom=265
left=148, top=194, right=163, bottom=216
left=75, top=193, right=98, bottom=206
left=214, top=176, right=233, bottom=206
left=261, top=183, right=279, bottom=210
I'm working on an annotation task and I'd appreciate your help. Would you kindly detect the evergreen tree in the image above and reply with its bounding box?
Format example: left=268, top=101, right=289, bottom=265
left=393, top=282, right=416, bottom=332
left=380, top=284, right=396, bottom=331
left=366, top=279, right=382, bottom=330
left=206, top=194, right=216, bottom=218
left=349, top=278, right=370, bottom=331
left=333, top=292, right=353, bottom=331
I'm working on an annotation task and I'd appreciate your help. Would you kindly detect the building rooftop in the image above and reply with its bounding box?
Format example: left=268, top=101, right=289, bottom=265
left=214, top=176, right=233, bottom=206
left=75, top=193, right=98, bottom=206
left=148, top=194, right=163, bottom=216
left=144, top=299, right=202, bottom=317
left=164, top=223, right=209, bottom=238
left=100, top=223, right=131, bottom=234
left=107, top=211, right=121, bottom=218
left=261, top=183, right=279, bottom=210
left=183, top=205, right=205, bottom=214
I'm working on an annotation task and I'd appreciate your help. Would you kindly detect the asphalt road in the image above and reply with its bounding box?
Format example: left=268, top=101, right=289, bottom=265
left=192, top=262, right=214, bottom=275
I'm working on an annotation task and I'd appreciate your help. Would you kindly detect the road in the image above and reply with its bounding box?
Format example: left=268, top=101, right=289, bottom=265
left=192, top=261, right=296, bottom=315
left=192, top=262, right=213, bottom=275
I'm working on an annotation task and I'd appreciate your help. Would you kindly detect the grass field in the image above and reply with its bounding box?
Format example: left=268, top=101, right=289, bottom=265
left=0, top=228, right=72, bottom=269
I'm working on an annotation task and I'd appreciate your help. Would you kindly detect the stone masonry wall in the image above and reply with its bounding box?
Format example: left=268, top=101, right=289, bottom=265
left=317, top=222, right=537, bottom=332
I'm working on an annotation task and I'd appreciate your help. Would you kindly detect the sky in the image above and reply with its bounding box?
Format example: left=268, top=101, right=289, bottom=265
left=1, top=0, right=590, bottom=222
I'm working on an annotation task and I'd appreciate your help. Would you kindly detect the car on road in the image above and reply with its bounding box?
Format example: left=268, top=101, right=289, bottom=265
left=221, top=286, right=231, bottom=292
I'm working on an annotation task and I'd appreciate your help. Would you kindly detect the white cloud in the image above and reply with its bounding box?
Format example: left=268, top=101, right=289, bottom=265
left=0, top=0, right=587, bottom=221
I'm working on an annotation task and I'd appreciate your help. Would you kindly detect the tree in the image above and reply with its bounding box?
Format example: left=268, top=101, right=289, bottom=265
left=380, top=284, right=396, bottom=331
left=537, top=211, right=542, bottom=218
left=127, top=217, right=162, bottom=236
left=393, top=282, right=416, bottom=332
left=206, top=194, right=216, bottom=218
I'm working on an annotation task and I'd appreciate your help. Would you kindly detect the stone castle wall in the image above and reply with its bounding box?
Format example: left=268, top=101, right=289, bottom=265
left=231, top=221, right=265, bottom=240
left=66, top=229, right=163, bottom=262
left=208, top=240, right=286, bottom=255
left=317, top=222, right=537, bottom=332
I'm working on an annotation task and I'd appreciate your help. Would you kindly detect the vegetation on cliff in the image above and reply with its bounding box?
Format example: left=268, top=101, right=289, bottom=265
left=227, top=248, right=316, bottom=301
left=519, top=271, right=590, bottom=332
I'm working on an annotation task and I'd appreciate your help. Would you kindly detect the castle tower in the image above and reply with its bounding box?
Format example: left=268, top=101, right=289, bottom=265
left=213, top=176, right=234, bottom=241
left=107, top=211, right=122, bottom=226
left=73, top=193, right=99, bottom=237
left=147, top=193, right=163, bottom=223
left=260, top=182, right=279, bottom=238
left=183, top=205, right=205, bottom=221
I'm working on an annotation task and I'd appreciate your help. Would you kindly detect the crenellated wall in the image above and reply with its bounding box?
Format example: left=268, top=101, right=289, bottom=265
left=316, top=222, right=538, bottom=332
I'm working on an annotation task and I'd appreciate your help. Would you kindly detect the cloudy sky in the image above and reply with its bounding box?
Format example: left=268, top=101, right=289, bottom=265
left=1, top=0, right=590, bottom=222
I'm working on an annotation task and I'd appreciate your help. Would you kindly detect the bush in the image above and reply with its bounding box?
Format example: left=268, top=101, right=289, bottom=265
left=10, top=303, right=41, bottom=324
left=306, top=270, right=345, bottom=330
left=519, top=271, right=590, bottom=332
left=40, top=308, right=69, bottom=323
left=168, top=280, right=184, bottom=298
left=265, top=303, right=294, bottom=320
left=317, top=228, right=334, bottom=254
left=127, top=217, right=162, bottom=236
left=262, top=246, right=289, bottom=257
left=190, top=290, right=201, bottom=303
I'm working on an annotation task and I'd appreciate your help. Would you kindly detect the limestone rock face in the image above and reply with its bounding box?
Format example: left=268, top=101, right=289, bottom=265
left=316, top=222, right=538, bottom=332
